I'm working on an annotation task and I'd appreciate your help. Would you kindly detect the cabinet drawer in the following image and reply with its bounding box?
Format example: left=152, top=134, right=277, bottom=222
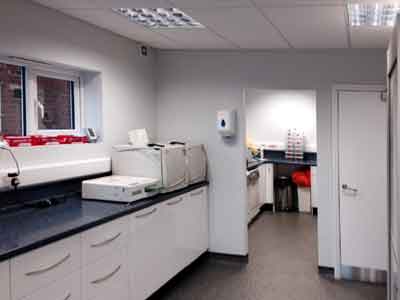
left=82, top=217, right=129, bottom=266
left=0, top=260, right=10, bottom=300
left=82, top=248, right=129, bottom=300
left=11, top=235, right=81, bottom=300
left=21, top=271, right=80, bottom=300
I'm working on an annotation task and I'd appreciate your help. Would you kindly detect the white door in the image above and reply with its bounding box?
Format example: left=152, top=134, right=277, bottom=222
left=338, top=90, right=388, bottom=270
left=390, top=65, right=400, bottom=299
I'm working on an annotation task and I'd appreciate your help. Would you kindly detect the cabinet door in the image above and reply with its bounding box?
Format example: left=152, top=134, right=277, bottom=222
left=0, top=260, right=10, bottom=300
left=311, top=166, right=317, bottom=208
left=165, top=188, right=208, bottom=278
left=164, top=195, right=191, bottom=276
left=187, top=187, right=209, bottom=258
left=82, top=248, right=129, bottom=300
left=265, top=164, right=274, bottom=204
left=129, top=204, right=171, bottom=300
left=392, top=245, right=399, bottom=300
left=258, top=165, right=267, bottom=204
left=22, top=271, right=80, bottom=300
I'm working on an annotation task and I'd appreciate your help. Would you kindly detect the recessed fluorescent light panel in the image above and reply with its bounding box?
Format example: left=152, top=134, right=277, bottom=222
left=348, top=3, right=400, bottom=27
left=113, top=8, right=205, bottom=29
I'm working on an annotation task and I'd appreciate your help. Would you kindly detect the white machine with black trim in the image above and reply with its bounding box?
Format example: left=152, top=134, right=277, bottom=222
left=82, top=175, right=160, bottom=203
left=112, top=142, right=207, bottom=193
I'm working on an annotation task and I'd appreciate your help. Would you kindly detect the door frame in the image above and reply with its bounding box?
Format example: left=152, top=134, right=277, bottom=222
left=331, top=84, right=387, bottom=279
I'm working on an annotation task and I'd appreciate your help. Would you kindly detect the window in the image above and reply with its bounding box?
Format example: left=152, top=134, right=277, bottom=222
left=0, top=63, right=25, bottom=136
left=28, top=70, right=81, bottom=135
left=0, top=59, right=82, bottom=137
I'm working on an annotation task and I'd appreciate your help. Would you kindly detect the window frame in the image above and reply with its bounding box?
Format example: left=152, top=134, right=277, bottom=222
left=0, top=60, right=26, bottom=136
left=0, top=58, right=84, bottom=137
left=26, top=68, right=82, bottom=136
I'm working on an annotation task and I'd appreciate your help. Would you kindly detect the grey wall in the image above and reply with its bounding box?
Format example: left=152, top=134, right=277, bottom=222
left=0, top=0, right=157, bottom=186
left=156, top=49, right=386, bottom=267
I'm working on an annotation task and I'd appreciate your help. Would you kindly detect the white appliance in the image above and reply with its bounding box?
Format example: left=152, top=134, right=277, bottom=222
left=112, top=144, right=188, bottom=193
left=247, top=167, right=262, bottom=223
left=82, top=175, right=160, bottom=203
left=186, top=144, right=207, bottom=184
left=128, top=128, right=149, bottom=147
left=217, top=109, right=236, bottom=137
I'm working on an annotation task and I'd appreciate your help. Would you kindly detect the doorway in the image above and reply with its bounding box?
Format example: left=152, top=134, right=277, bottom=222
left=244, top=88, right=318, bottom=264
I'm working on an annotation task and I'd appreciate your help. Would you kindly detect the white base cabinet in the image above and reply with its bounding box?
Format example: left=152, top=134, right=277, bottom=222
left=0, top=260, right=10, bottom=300
left=260, top=164, right=274, bottom=205
left=311, top=166, right=317, bottom=208
left=3, top=186, right=208, bottom=300
left=130, top=187, right=209, bottom=300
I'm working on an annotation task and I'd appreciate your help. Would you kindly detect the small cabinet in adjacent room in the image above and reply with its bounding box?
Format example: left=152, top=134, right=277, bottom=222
left=259, top=164, right=274, bottom=206
left=0, top=260, right=10, bottom=300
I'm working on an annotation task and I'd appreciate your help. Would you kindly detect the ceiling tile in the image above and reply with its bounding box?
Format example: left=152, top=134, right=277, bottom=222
left=170, top=0, right=251, bottom=9
left=58, top=9, right=177, bottom=48
left=262, top=5, right=349, bottom=48
left=350, top=27, right=392, bottom=48
left=33, top=0, right=174, bottom=9
left=157, top=29, right=237, bottom=49
left=186, top=7, right=289, bottom=49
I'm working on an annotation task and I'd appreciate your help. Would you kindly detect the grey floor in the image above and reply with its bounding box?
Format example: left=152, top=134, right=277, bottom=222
left=152, top=212, right=386, bottom=300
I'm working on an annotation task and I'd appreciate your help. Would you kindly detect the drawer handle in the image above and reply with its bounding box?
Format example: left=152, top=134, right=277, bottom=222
left=190, top=190, right=203, bottom=197
left=25, top=253, right=71, bottom=276
left=61, top=293, right=71, bottom=300
left=91, top=232, right=122, bottom=248
left=167, top=177, right=186, bottom=189
left=167, top=198, right=183, bottom=206
left=135, top=207, right=157, bottom=218
left=91, top=265, right=121, bottom=284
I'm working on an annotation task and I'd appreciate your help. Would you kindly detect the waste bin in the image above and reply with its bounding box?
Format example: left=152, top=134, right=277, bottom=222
left=292, top=169, right=311, bottom=213
left=275, top=176, right=295, bottom=211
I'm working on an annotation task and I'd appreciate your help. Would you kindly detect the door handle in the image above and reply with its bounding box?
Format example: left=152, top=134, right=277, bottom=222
left=342, top=184, right=358, bottom=193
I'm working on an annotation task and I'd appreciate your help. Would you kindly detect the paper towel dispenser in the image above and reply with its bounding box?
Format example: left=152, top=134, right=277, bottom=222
left=217, top=109, right=236, bottom=137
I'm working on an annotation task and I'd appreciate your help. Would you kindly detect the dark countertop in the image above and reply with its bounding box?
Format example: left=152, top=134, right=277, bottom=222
left=247, top=158, right=317, bottom=171
left=264, top=158, right=317, bottom=167
left=0, top=181, right=208, bottom=262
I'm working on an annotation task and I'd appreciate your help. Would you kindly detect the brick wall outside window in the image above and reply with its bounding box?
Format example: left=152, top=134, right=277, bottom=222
left=37, top=76, right=73, bottom=130
left=0, top=63, right=75, bottom=136
left=0, top=63, right=23, bottom=136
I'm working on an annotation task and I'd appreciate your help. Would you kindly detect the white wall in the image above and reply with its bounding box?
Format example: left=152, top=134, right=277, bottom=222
left=246, top=89, right=317, bottom=151
left=156, top=49, right=386, bottom=266
left=0, top=0, right=157, bottom=189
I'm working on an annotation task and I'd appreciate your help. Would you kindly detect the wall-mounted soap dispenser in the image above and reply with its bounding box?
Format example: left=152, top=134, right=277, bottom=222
left=217, top=109, right=236, bottom=138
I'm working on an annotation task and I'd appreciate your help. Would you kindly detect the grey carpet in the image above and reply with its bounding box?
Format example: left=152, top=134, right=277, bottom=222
left=151, top=212, right=386, bottom=300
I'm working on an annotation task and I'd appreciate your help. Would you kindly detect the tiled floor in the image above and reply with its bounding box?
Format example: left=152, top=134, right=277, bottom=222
left=152, top=212, right=386, bottom=300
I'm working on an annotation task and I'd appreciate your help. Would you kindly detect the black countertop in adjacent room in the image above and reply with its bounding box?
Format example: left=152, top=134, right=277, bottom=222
left=247, top=150, right=317, bottom=171
left=0, top=181, right=208, bottom=263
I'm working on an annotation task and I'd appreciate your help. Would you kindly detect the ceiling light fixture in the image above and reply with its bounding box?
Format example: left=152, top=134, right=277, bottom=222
left=348, top=3, right=400, bottom=27
left=113, top=8, right=205, bottom=29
